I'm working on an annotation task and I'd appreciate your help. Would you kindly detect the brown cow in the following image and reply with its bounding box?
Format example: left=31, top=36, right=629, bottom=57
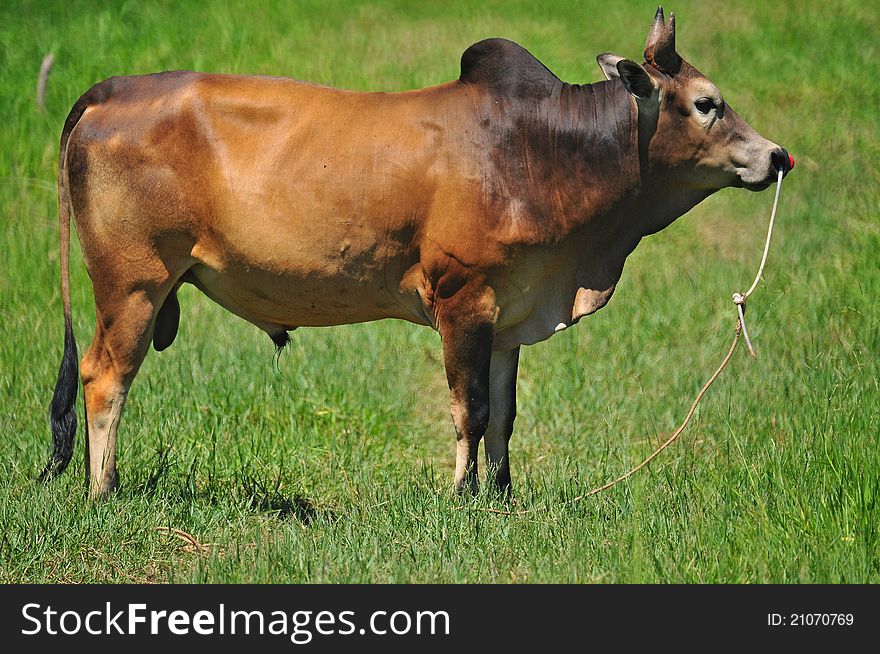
left=43, top=8, right=791, bottom=498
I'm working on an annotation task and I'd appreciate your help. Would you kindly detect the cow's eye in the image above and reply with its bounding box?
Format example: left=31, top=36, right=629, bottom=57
left=695, top=98, right=715, bottom=115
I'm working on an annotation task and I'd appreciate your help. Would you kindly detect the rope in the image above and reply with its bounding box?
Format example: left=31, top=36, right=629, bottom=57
left=470, top=169, right=785, bottom=517
left=732, top=168, right=785, bottom=357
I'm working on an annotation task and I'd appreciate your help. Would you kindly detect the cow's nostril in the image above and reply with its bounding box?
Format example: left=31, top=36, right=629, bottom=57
left=770, top=148, right=790, bottom=174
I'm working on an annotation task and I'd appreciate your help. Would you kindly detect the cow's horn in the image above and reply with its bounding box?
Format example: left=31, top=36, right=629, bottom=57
left=646, top=10, right=681, bottom=73
left=646, top=6, right=665, bottom=50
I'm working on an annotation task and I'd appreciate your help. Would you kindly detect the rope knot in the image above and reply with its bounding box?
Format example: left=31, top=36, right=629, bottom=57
left=732, top=292, right=756, bottom=358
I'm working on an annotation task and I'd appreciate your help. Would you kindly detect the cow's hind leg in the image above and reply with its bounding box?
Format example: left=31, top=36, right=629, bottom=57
left=80, top=288, right=161, bottom=498
left=483, top=347, right=519, bottom=494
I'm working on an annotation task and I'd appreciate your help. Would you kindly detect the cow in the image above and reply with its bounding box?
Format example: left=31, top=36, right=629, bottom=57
left=42, top=7, right=791, bottom=499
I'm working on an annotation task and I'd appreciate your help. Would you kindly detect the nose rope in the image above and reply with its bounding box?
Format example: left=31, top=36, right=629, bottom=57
left=733, top=167, right=784, bottom=357
left=467, top=166, right=787, bottom=517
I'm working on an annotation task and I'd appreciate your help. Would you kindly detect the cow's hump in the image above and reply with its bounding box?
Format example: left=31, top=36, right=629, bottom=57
left=460, top=38, right=560, bottom=99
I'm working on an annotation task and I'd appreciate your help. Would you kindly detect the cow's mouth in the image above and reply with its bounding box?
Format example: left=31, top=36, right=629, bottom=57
left=732, top=174, right=773, bottom=192
left=736, top=166, right=782, bottom=192
left=743, top=178, right=774, bottom=192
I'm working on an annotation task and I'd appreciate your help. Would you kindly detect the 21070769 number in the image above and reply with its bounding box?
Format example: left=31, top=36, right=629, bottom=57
left=768, top=614, right=854, bottom=627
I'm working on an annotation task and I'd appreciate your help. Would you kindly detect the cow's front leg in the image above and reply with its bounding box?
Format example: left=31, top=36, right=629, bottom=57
left=483, top=347, right=519, bottom=494
left=436, top=282, right=497, bottom=495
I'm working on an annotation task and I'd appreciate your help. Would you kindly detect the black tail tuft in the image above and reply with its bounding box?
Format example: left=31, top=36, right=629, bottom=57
left=39, top=320, right=78, bottom=482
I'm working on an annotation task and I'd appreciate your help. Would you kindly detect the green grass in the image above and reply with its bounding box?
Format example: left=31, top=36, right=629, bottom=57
left=1, top=0, right=878, bottom=583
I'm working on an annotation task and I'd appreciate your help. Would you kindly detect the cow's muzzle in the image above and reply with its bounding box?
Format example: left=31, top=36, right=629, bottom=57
left=743, top=147, right=793, bottom=191
left=771, top=147, right=794, bottom=175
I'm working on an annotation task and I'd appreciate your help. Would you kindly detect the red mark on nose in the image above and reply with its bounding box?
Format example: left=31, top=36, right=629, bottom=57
left=788, top=153, right=795, bottom=170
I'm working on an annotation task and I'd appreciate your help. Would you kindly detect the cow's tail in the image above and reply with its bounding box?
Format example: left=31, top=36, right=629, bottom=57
left=38, top=91, right=96, bottom=482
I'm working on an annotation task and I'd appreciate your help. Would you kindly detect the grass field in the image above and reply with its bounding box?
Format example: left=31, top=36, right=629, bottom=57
left=1, top=0, right=878, bottom=583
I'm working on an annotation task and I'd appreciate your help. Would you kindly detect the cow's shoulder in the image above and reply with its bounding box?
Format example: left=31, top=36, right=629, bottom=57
left=459, top=38, right=560, bottom=99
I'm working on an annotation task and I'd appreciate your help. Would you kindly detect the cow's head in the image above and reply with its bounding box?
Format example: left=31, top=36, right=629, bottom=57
left=597, top=7, right=792, bottom=193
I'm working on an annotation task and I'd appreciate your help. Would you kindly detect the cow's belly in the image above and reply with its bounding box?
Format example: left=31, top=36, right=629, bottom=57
left=188, top=265, right=410, bottom=326
left=187, top=234, right=428, bottom=330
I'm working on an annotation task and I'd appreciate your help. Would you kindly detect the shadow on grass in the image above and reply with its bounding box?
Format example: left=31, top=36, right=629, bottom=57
left=246, top=492, right=319, bottom=524
left=122, top=445, right=327, bottom=526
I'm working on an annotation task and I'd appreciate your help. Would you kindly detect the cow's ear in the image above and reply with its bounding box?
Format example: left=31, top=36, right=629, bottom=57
left=616, top=59, right=658, bottom=100
left=596, top=53, right=625, bottom=81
